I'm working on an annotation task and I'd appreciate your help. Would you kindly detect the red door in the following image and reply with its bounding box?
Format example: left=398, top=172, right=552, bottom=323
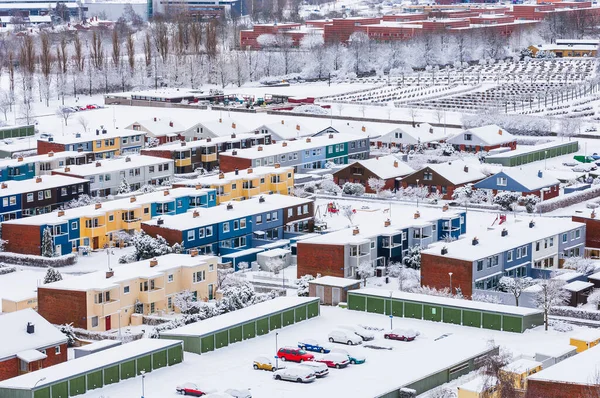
left=105, top=315, right=111, bottom=331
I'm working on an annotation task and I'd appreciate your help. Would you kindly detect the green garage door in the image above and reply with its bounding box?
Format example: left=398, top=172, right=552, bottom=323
left=423, top=305, right=442, bottom=322
left=201, top=335, right=215, bottom=353
left=51, top=381, right=68, bottom=398
left=229, top=325, right=243, bottom=343
left=120, top=359, right=136, bottom=380
left=308, top=301, right=319, bottom=318
left=283, top=309, right=295, bottom=326
left=137, top=355, right=152, bottom=374
left=463, top=310, right=482, bottom=328
left=87, top=370, right=103, bottom=391
left=295, top=306, right=307, bottom=322
left=243, top=322, right=256, bottom=339
left=442, top=307, right=462, bottom=325
left=503, top=315, right=523, bottom=333
left=404, top=302, right=423, bottom=319
left=34, top=387, right=50, bottom=398
left=182, top=336, right=200, bottom=354
left=104, top=365, right=120, bottom=385
left=348, top=294, right=366, bottom=311
left=270, top=314, right=282, bottom=330
left=69, top=375, right=86, bottom=396
left=168, top=345, right=183, bottom=365
left=256, top=317, right=269, bottom=335
left=367, top=297, right=385, bottom=314
left=215, top=330, right=229, bottom=348
left=153, top=349, right=168, bottom=369
left=482, top=312, right=502, bottom=331
left=392, top=300, right=404, bottom=317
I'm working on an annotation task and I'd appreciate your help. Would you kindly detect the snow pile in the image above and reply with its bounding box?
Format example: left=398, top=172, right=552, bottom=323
left=289, top=105, right=329, bottom=115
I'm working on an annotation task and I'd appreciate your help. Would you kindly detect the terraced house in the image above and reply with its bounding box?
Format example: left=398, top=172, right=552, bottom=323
left=0, top=151, right=93, bottom=182
left=142, top=194, right=314, bottom=255
left=2, top=187, right=217, bottom=255
left=37, top=253, right=219, bottom=331
left=173, top=166, right=294, bottom=204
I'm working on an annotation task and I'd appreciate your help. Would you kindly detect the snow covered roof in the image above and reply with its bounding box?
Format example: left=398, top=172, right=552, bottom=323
left=0, top=339, right=181, bottom=389
left=161, top=297, right=319, bottom=337
left=338, top=155, right=414, bottom=180
left=258, top=120, right=329, bottom=140
left=570, top=329, right=600, bottom=343
left=55, top=155, right=173, bottom=177
left=17, top=349, right=47, bottom=363
left=496, top=168, right=559, bottom=190
left=0, top=175, right=87, bottom=196
left=501, top=358, right=542, bottom=374
left=309, top=276, right=361, bottom=288
left=46, top=129, right=143, bottom=144
left=528, top=344, right=600, bottom=385
left=449, top=124, right=515, bottom=146
left=486, top=140, right=579, bottom=159
left=0, top=151, right=89, bottom=169
left=553, top=271, right=584, bottom=281
left=535, top=345, right=577, bottom=359
left=199, top=118, right=252, bottom=137
left=0, top=309, right=68, bottom=361
left=75, top=339, right=121, bottom=352
left=379, top=122, right=448, bottom=144
left=142, top=132, right=269, bottom=152
left=179, top=166, right=293, bottom=187
left=563, top=280, right=593, bottom=292
left=126, top=118, right=185, bottom=137
left=457, top=375, right=498, bottom=393
left=588, top=271, right=600, bottom=280
left=352, top=288, right=543, bottom=316
left=422, top=218, right=584, bottom=262
left=143, top=195, right=313, bottom=230
left=40, top=254, right=216, bottom=291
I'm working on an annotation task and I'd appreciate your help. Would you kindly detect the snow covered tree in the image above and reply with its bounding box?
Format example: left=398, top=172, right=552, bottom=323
left=342, top=182, right=365, bottom=196
left=138, top=184, right=157, bottom=194
left=171, top=242, right=183, bottom=254
left=43, top=267, right=63, bottom=284
left=122, top=231, right=173, bottom=262
left=519, top=194, right=539, bottom=214
left=588, top=289, right=600, bottom=310
left=117, top=177, right=131, bottom=194
left=533, top=278, right=570, bottom=331
left=174, top=290, right=198, bottom=314
left=341, top=206, right=355, bottom=226
left=367, top=177, right=386, bottom=195
left=41, top=227, right=55, bottom=257
left=217, top=267, right=235, bottom=289
left=320, top=174, right=341, bottom=195
left=493, top=191, right=521, bottom=211
left=55, top=106, right=74, bottom=126
left=296, top=274, right=319, bottom=296
left=403, top=245, right=422, bottom=270
left=562, top=257, right=596, bottom=274
left=472, top=292, right=504, bottom=304
left=357, top=261, right=373, bottom=287
left=62, top=194, right=100, bottom=210
left=238, top=261, right=250, bottom=272
left=389, top=263, right=420, bottom=291
left=499, top=277, right=533, bottom=307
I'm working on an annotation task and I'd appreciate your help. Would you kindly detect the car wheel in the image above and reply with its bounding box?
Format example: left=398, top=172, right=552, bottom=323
left=280, top=357, right=286, bottom=361
left=384, top=335, right=389, bottom=339
left=301, top=346, right=306, bottom=350
left=335, top=364, right=340, bottom=369
left=320, top=348, right=325, bottom=353
left=351, top=360, right=356, bottom=364
left=296, top=378, right=303, bottom=383
left=347, top=341, right=353, bottom=345
left=329, top=337, right=334, bottom=343
left=299, top=359, right=304, bottom=363
left=253, top=364, right=258, bottom=370
left=275, top=375, right=282, bottom=380
left=271, top=367, right=276, bottom=372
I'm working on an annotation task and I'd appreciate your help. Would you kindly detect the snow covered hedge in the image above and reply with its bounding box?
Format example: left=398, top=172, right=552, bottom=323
left=462, top=113, right=550, bottom=136
left=550, top=306, right=600, bottom=321
left=536, top=185, right=600, bottom=213
left=0, top=252, right=77, bottom=267
left=0, top=264, right=16, bottom=275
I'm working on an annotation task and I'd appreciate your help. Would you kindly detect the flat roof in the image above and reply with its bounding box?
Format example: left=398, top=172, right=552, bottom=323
left=44, top=129, right=143, bottom=145
left=142, top=132, right=269, bottom=152
left=571, top=329, right=600, bottom=342
left=486, top=140, right=578, bottom=159
left=180, top=166, right=293, bottom=187
left=563, top=280, right=593, bottom=292
left=309, top=276, right=361, bottom=288
left=75, top=339, right=122, bottom=352
left=528, top=344, right=600, bottom=385
left=0, top=151, right=89, bottom=169
left=0, top=175, right=86, bottom=196
left=161, top=297, right=319, bottom=337
left=0, top=339, right=181, bottom=390
left=56, top=155, right=173, bottom=177
left=502, top=358, right=542, bottom=374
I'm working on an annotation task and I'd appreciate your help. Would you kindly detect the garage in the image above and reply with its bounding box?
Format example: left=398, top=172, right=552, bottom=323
left=295, top=306, right=307, bottom=322
left=86, top=370, right=103, bottom=390
left=404, top=302, right=423, bottom=319
left=366, top=297, right=385, bottom=314
left=502, top=315, right=522, bottom=333
left=68, top=375, right=86, bottom=396
left=51, top=381, right=68, bottom=398
left=392, top=300, right=404, bottom=317
left=482, top=312, right=502, bottom=331
left=256, top=317, right=270, bottom=335
left=120, top=360, right=136, bottom=380
left=243, top=322, right=256, bottom=339
left=269, top=314, right=282, bottom=330
left=442, top=307, right=462, bottom=325
left=201, top=335, right=215, bottom=353
left=462, top=310, right=482, bottom=328
left=308, top=301, right=319, bottom=317
left=168, top=345, right=183, bottom=365
left=282, top=309, right=295, bottom=326
left=34, top=387, right=50, bottom=398
left=348, top=294, right=366, bottom=311
left=229, top=325, right=243, bottom=343
left=215, top=330, right=229, bottom=348
left=103, top=365, right=120, bottom=385
left=152, top=349, right=168, bottom=369
left=423, top=305, right=442, bottom=322
left=136, top=355, right=152, bottom=374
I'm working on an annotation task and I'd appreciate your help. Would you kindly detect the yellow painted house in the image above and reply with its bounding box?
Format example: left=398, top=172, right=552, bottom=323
left=174, top=165, right=294, bottom=204
left=457, top=375, right=498, bottom=398
left=570, top=330, right=600, bottom=353
left=38, top=253, right=219, bottom=331
left=499, top=359, right=542, bottom=391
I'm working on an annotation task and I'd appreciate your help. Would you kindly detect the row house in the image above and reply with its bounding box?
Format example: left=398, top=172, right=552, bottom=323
left=219, top=133, right=370, bottom=173
left=572, top=210, right=600, bottom=258
left=173, top=165, right=294, bottom=204
left=51, top=155, right=174, bottom=197
left=240, top=22, right=309, bottom=48
left=0, top=175, right=89, bottom=221
left=374, top=123, right=448, bottom=151
left=446, top=125, right=516, bottom=153
left=421, top=218, right=586, bottom=297
left=125, top=118, right=186, bottom=145
left=141, top=194, right=315, bottom=256
left=184, top=117, right=253, bottom=140
left=142, top=132, right=271, bottom=173
left=333, top=155, right=414, bottom=193
left=37, top=253, right=218, bottom=331
left=38, top=129, right=145, bottom=159
left=0, top=151, right=93, bottom=182
left=2, top=187, right=216, bottom=255
left=297, top=207, right=466, bottom=279
left=0, top=309, right=68, bottom=381
left=474, top=169, right=560, bottom=201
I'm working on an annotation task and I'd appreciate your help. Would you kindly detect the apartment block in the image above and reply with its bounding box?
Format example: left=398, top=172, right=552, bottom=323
left=0, top=151, right=93, bottom=182
left=37, top=253, right=219, bottom=331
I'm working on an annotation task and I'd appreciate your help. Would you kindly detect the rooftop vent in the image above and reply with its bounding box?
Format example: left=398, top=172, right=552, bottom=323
left=227, top=203, right=234, bottom=210
left=352, top=227, right=360, bottom=236
left=157, top=218, right=164, bottom=225
left=27, top=322, right=35, bottom=334
left=501, top=228, right=508, bottom=237
left=259, top=196, right=265, bottom=203
left=472, top=237, right=479, bottom=246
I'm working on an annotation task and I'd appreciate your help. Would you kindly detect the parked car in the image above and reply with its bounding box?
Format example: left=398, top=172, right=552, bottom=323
left=384, top=329, right=418, bottom=342
left=277, top=347, right=314, bottom=363
left=253, top=356, right=277, bottom=371
left=330, top=348, right=366, bottom=364
left=315, top=353, right=350, bottom=369
left=573, top=164, right=596, bottom=172
left=328, top=330, right=363, bottom=345
left=586, top=126, right=598, bottom=132
left=563, top=161, right=579, bottom=167
left=298, top=339, right=330, bottom=353
left=299, top=361, right=329, bottom=377
left=338, top=325, right=375, bottom=341
left=273, top=367, right=316, bottom=383
left=176, top=383, right=215, bottom=396
left=224, top=388, right=252, bottom=398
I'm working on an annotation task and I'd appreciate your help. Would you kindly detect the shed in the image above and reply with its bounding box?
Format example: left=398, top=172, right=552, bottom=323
left=457, top=375, right=498, bottom=398
left=588, top=270, right=600, bottom=288
left=534, top=345, right=577, bottom=367
left=0, top=339, right=183, bottom=398
left=570, top=329, right=600, bottom=353
left=309, top=276, right=361, bottom=306
left=563, top=280, right=594, bottom=306
left=256, top=248, right=291, bottom=270
left=499, top=358, right=543, bottom=390
left=74, top=340, right=122, bottom=359
left=484, top=140, right=579, bottom=167
left=221, top=248, right=265, bottom=271
left=160, top=297, right=319, bottom=354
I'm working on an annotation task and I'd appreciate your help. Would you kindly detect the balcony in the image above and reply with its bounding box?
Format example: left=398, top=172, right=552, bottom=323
left=122, top=218, right=141, bottom=231
left=175, top=158, right=192, bottom=167
left=201, top=153, right=218, bottom=163
left=100, top=299, right=121, bottom=316
left=139, top=288, right=165, bottom=304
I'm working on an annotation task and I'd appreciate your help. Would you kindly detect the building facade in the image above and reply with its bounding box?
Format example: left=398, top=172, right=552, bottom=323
left=333, top=155, right=413, bottom=193
left=401, top=161, right=486, bottom=200
left=474, top=170, right=560, bottom=201
left=38, top=129, right=145, bottom=159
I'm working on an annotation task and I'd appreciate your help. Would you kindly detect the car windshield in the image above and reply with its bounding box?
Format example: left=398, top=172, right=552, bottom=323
left=298, top=349, right=307, bottom=355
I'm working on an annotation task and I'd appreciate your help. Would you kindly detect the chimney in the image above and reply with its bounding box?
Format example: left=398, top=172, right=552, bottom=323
left=26, top=323, right=35, bottom=334
left=235, top=168, right=239, bottom=175
left=95, top=203, right=102, bottom=210
left=0, top=183, right=6, bottom=189
left=232, top=123, right=236, bottom=129
left=306, top=138, right=311, bottom=143
left=181, top=141, right=186, bottom=147
left=154, top=117, right=157, bottom=122
left=169, top=121, right=173, bottom=127
left=329, top=134, right=334, bottom=139
left=257, top=146, right=263, bottom=151
left=106, top=270, right=114, bottom=279
left=64, top=167, right=70, bottom=172
left=498, top=129, right=503, bottom=135
left=441, top=247, right=448, bottom=255
left=219, top=172, right=225, bottom=179
left=157, top=218, right=164, bottom=225
left=190, top=249, right=199, bottom=257
left=393, top=160, right=398, bottom=168
left=384, top=219, right=391, bottom=227
left=48, top=151, right=54, bottom=158
left=232, top=150, right=237, bottom=155
left=17, top=156, right=23, bottom=162
left=282, top=142, right=287, bottom=147
left=102, top=129, right=107, bottom=134
left=77, top=147, right=83, bottom=153
left=274, top=163, right=280, bottom=169
left=231, top=133, right=237, bottom=139
left=414, top=211, right=420, bottom=219
left=35, top=177, right=42, bottom=183
left=352, top=227, right=360, bottom=235
left=429, top=127, right=433, bottom=134
left=472, top=237, right=479, bottom=246
left=361, top=126, right=366, bottom=132
left=149, top=258, right=158, bottom=267
left=195, top=184, right=202, bottom=190
left=501, top=228, right=508, bottom=237
left=259, top=196, right=265, bottom=203
left=163, top=190, right=169, bottom=196
left=58, top=210, right=65, bottom=217
left=193, top=210, right=200, bottom=218
left=130, top=196, right=136, bottom=203
left=206, top=137, right=212, bottom=142
left=442, top=204, right=449, bottom=212
left=281, top=120, right=285, bottom=125
left=464, top=166, right=469, bottom=173
left=96, top=129, right=100, bottom=136
left=227, top=203, right=234, bottom=210
left=96, top=161, right=101, bottom=167
left=247, top=168, right=253, bottom=174
left=592, top=211, right=597, bottom=219
left=529, top=221, right=535, bottom=228
left=538, top=170, right=543, bottom=178
left=125, top=157, right=131, bottom=162
left=219, top=118, right=222, bottom=123
left=296, top=124, right=300, bottom=131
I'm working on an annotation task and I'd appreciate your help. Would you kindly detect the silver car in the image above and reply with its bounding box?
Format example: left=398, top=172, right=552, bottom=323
left=273, top=366, right=316, bottom=383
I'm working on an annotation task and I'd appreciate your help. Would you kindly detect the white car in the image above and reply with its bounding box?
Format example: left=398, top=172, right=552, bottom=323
left=299, top=361, right=329, bottom=377
left=572, top=164, right=595, bottom=172
left=338, top=325, right=375, bottom=341
left=330, top=348, right=367, bottom=364
left=273, top=367, right=316, bottom=383
left=224, top=388, right=252, bottom=398
left=328, top=329, right=363, bottom=345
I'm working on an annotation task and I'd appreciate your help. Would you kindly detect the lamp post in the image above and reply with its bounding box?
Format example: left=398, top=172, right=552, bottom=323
left=389, top=290, right=393, bottom=330
left=449, top=272, right=453, bottom=293
left=140, top=370, right=146, bottom=398
left=544, top=150, right=548, bottom=170
left=416, top=179, right=420, bottom=208
left=34, top=377, right=46, bottom=389
left=275, top=332, right=279, bottom=369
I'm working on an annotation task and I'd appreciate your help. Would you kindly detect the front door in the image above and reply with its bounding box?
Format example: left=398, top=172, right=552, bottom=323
left=105, top=315, right=111, bottom=331
left=332, top=288, right=341, bottom=306
left=92, top=237, right=99, bottom=250
left=316, top=285, right=325, bottom=304
left=55, top=244, right=61, bottom=256
left=208, top=284, right=214, bottom=300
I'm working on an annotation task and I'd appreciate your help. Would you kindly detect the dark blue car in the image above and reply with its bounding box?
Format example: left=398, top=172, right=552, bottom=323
left=298, top=339, right=330, bottom=353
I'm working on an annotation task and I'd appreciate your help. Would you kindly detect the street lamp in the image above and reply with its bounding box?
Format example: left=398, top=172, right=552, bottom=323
left=416, top=179, right=420, bottom=208
left=34, top=377, right=46, bottom=388
left=449, top=272, right=453, bottom=293
left=544, top=150, right=548, bottom=170
left=140, top=370, right=146, bottom=398
left=275, top=332, right=279, bottom=369
left=389, top=290, right=393, bottom=330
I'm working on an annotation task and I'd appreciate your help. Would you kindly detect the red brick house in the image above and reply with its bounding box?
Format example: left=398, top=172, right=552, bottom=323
left=573, top=212, right=600, bottom=258
left=0, top=309, right=68, bottom=381
left=333, top=155, right=413, bottom=193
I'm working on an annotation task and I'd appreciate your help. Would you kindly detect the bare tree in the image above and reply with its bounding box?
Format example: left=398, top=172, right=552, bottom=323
left=408, top=107, right=419, bottom=127
left=56, top=106, right=75, bottom=126
left=151, top=20, right=170, bottom=62
left=111, top=29, right=121, bottom=68
left=126, top=34, right=135, bottom=73
left=77, top=116, right=89, bottom=132
left=504, top=277, right=530, bottom=307
left=90, top=31, right=104, bottom=70
left=206, top=21, right=218, bottom=58
left=336, top=102, right=344, bottom=116
left=533, top=278, right=570, bottom=331
left=143, top=32, right=152, bottom=71
left=0, top=90, right=11, bottom=121
left=73, top=33, right=84, bottom=72
left=190, top=21, right=202, bottom=54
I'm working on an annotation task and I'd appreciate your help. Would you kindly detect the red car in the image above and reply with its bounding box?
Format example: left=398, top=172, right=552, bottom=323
left=315, top=353, right=350, bottom=369
left=384, top=329, right=418, bottom=342
left=175, top=383, right=215, bottom=396
left=277, top=347, right=314, bottom=363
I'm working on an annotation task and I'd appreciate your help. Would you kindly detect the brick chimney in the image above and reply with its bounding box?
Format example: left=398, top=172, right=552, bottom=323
left=282, top=142, right=287, bottom=147
left=232, top=123, right=236, bottom=129
left=352, top=227, right=360, bottom=235
left=35, top=177, right=42, bottom=183
left=95, top=203, right=102, bottom=210
left=219, top=172, right=225, bottom=179
left=361, top=126, right=366, bottom=132
left=274, top=163, right=280, bottom=169
left=190, top=249, right=199, bottom=257
left=149, top=258, right=158, bottom=267
left=384, top=219, right=391, bottom=227
left=48, top=151, right=54, bottom=157
left=163, top=190, right=169, bottom=196
left=0, top=183, right=6, bottom=189
left=106, top=270, right=114, bottom=278
left=296, top=124, right=300, bottom=131
left=193, top=210, right=200, bottom=218
left=414, top=211, right=420, bottom=219
left=464, top=165, right=469, bottom=173
left=206, top=137, right=212, bottom=142
left=169, top=121, right=174, bottom=127
left=442, top=204, right=449, bottom=212
left=181, top=141, right=186, bottom=147
left=130, top=196, right=136, bottom=203
left=281, top=120, right=284, bottom=124
left=17, top=157, right=23, bottom=162
left=306, top=138, right=311, bottom=143
left=58, top=210, right=65, bottom=217
left=64, top=167, right=70, bottom=172
left=96, top=161, right=101, bottom=167
left=247, top=168, right=253, bottom=174
left=498, top=129, right=503, bottom=135
left=393, top=161, right=398, bottom=168
left=257, top=146, right=263, bottom=151
left=219, top=118, right=222, bottom=123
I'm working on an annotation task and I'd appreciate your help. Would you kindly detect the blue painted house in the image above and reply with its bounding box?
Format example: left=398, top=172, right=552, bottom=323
left=474, top=169, right=560, bottom=201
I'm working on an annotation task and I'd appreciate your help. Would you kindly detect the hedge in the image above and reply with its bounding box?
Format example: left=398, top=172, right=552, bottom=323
left=536, top=185, right=600, bottom=213
left=550, top=306, right=600, bottom=321
left=0, top=265, right=16, bottom=275
left=0, top=252, right=77, bottom=268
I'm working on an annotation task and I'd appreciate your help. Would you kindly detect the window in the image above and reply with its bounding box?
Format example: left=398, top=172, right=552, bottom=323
left=522, top=246, right=527, bottom=256
left=55, top=345, right=61, bottom=355
left=234, top=220, right=239, bottom=230
left=507, top=250, right=512, bottom=262
left=266, top=213, right=271, bottom=222
left=240, top=218, right=246, bottom=228
left=549, top=237, right=554, bottom=247
left=144, top=207, right=150, bottom=214
left=193, top=270, right=205, bottom=283
left=206, top=226, right=213, bottom=237
left=423, top=171, right=433, bottom=181
left=149, top=166, right=155, bottom=173
left=91, top=316, right=99, bottom=328
left=256, top=215, right=262, bottom=224
left=38, top=191, right=43, bottom=200
left=61, top=187, right=67, bottom=196
left=232, top=183, right=237, bottom=190
left=370, top=241, right=375, bottom=249
left=198, top=228, right=204, bottom=238
left=492, top=255, right=499, bottom=266
left=223, top=222, right=230, bottom=233
left=497, top=177, right=507, bottom=186
left=272, top=212, right=277, bottom=221
left=477, top=260, right=483, bottom=271
left=124, top=285, right=130, bottom=294
left=188, top=230, right=195, bottom=241
left=536, top=241, right=540, bottom=251
left=168, top=274, right=174, bottom=283
left=27, top=193, right=33, bottom=202
left=9, top=196, right=16, bottom=206
left=71, top=222, right=78, bottom=230
left=576, top=229, right=581, bottom=239
left=516, top=247, right=522, bottom=259
left=562, top=233, right=568, bottom=243
left=464, top=134, right=472, bottom=141
left=209, top=264, right=214, bottom=272
left=168, top=297, right=172, bottom=309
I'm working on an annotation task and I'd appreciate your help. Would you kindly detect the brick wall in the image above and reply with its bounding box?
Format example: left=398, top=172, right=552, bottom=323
left=573, top=216, right=600, bottom=249
left=37, top=140, right=66, bottom=155
left=526, top=380, right=599, bottom=398
left=421, top=253, right=473, bottom=297
left=38, top=288, right=87, bottom=329
left=140, top=149, right=173, bottom=160
left=141, top=224, right=184, bottom=246
left=218, top=154, right=252, bottom=173
left=297, top=243, right=345, bottom=278
left=3, top=224, right=41, bottom=255
left=42, top=343, right=68, bottom=368
left=0, top=358, right=19, bottom=381
left=0, top=343, right=67, bottom=381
